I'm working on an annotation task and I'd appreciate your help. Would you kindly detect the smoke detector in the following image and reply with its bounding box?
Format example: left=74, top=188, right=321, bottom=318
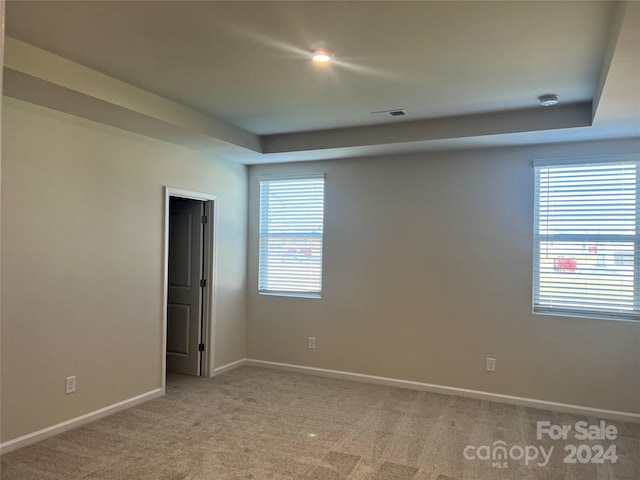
left=539, top=94, right=559, bottom=107
left=371, top=109, right=409, bottom=119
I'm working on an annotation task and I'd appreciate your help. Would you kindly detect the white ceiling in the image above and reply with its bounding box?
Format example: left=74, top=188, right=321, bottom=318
left=4, top=1, right=640, bottom=164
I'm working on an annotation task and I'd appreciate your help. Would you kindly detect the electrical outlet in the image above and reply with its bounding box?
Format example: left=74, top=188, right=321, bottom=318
left=308, top=337, right=316, bottom=349
left=65, top=376, right=76, bottom=394
left=486, top=357, right=496, bottom=373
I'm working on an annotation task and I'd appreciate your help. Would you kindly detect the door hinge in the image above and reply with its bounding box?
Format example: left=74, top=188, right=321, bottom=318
left=198, top=343, right=205, bottom=352
left=201, top=215, right=208, bottom=224
left=200, top=279, right=207, bottom=288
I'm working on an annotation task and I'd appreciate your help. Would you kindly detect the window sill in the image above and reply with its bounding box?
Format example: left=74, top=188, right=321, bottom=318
left=533, top=308, right=639, bottom=323
left=259, top=291, right=322, bottom=299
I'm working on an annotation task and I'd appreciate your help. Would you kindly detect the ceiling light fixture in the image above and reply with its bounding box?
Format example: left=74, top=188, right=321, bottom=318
left=311, top=49, right=334, bottom=64
left=539, top=94, right=559, bottom=107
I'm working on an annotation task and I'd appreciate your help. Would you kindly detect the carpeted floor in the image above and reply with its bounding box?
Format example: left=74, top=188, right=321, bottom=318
left=1, top=366, right=638, bottom=479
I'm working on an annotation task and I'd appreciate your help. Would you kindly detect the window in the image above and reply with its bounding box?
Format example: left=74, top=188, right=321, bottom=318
left=533, top=157, right=639, bottom=321
left=259, top=175, right=325, bottom=297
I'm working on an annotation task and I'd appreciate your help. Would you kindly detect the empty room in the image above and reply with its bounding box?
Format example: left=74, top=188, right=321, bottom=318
left=0, top=1, right=639, bottom=479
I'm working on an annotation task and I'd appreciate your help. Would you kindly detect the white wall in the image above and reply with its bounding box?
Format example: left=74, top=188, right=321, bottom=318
left=247, top=138, right=640, bottom=415
left=0, top=98, right=247, bottom=442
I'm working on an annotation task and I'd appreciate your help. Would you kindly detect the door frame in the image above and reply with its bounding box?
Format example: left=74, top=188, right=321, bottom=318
left=162, top=187, right=218, bottom=394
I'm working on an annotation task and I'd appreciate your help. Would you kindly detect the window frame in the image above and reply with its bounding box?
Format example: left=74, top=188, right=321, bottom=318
left=258, top=173, right=325, bottom=299
left=532, top=155, right=640, bottom=322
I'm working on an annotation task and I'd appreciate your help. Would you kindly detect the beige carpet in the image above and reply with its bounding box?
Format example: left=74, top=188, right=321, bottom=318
left=1, top=366, right=638, bottom=479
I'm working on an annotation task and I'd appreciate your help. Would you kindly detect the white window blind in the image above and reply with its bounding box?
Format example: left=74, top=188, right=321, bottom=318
left=259, top=176, right=325, bottom=297
left=533, top=158, right=639, bottom=321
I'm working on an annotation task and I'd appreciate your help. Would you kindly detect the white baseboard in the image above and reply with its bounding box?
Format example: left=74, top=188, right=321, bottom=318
left=0, top=388, right=162, bottom=455
left=4, top=359, right=637, bottom=455
left=212, top=358, right=247, bottom=376
left=245, top=359, right=640, bottom=424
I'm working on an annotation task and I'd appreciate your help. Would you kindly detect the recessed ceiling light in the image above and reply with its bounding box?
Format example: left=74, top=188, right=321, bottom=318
left=539, top=94, right=559, bottom=107
left=311, top=49, right=334, bottom=64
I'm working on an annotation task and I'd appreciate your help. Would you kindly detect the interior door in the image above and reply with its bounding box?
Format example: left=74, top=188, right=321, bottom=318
left=167, top=198, right=203, bottom=375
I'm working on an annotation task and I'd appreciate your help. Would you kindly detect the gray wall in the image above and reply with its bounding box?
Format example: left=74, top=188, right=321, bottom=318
left=2, top=93, right=639, bottom=446
left=247, top=138, right=640, bottom=414
left=1, top=98, right=248, bottom=442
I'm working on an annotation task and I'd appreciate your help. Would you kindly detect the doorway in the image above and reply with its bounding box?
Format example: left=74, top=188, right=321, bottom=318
left=162, top=188, right=217, bottom=392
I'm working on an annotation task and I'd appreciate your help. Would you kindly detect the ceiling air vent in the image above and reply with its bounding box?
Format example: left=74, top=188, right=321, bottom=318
left=371, top=109, right=409, bottom=119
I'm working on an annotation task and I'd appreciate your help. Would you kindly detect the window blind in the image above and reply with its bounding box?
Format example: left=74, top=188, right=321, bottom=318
left=533, top=159, right=639, bottom=321
left=259, top=176, right=325, bottom=297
